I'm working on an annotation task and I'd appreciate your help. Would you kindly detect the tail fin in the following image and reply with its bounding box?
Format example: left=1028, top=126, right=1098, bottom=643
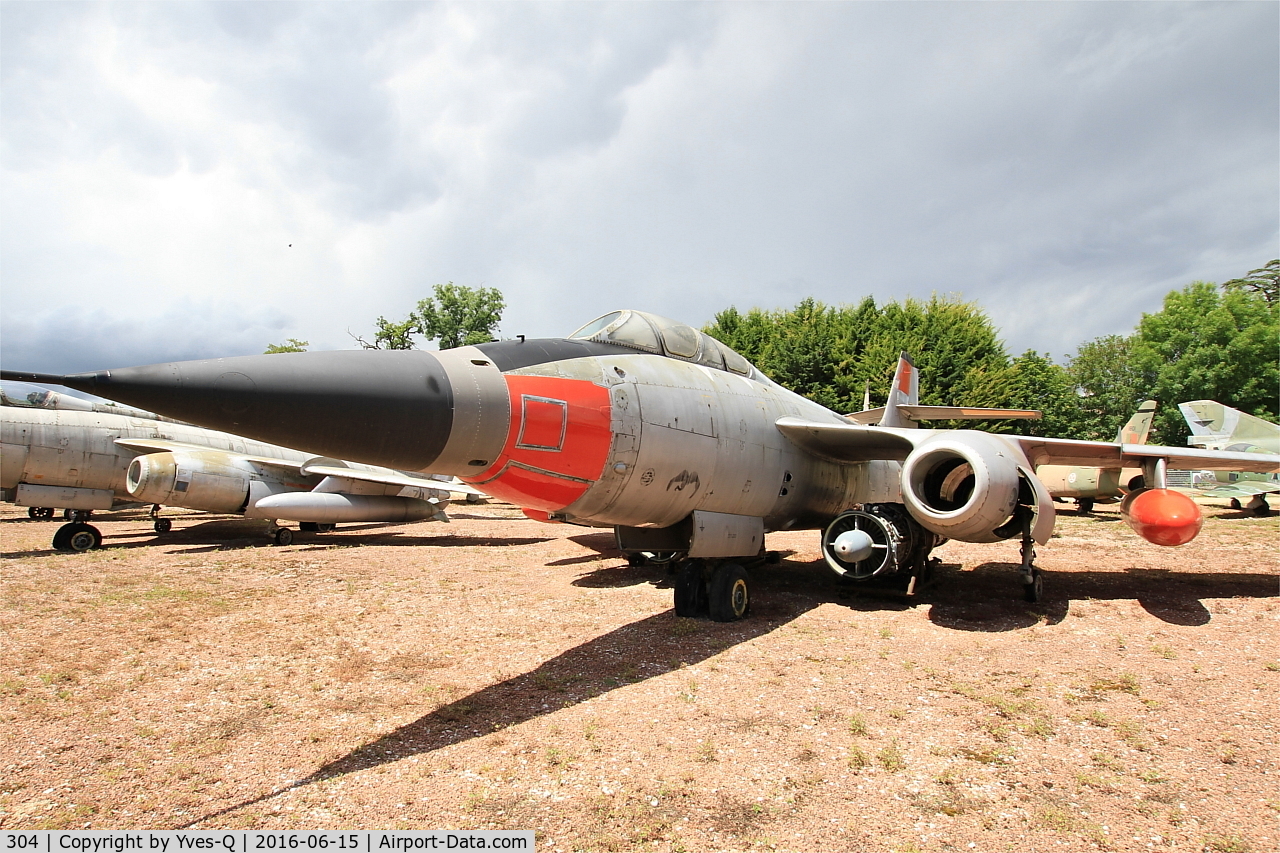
left=877, top=353, right=918, bottom=428
left=1180, top=400, right=1280, bottom=453
left=843, top=352, right=1041, bottom=426
left=1117, top=400, right=1157, bottom=445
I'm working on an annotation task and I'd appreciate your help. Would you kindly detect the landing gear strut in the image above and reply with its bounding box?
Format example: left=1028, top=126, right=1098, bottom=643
left=1019, top=519, right=1043, bottom=603
left=150, top=504, right=172, bottom=534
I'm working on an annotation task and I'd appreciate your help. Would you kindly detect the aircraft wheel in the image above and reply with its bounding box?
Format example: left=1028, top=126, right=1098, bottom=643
left=673, top=561, right=706, bottom=617
left=65, top=523, right=102, bottom=553
left=1255, top=504, right=1273, bottom=518
left=1229, top=498, right=1242, bottom=509
left=28, top=507, right=53, bottom=520
left=708, top=562, right=750, bottom=622
left=52, top=523, right=74, bottom=551
left=153, top=518, right=172, bottom=534
left=273, top=527, right=294, bottom=546
left=315, top=523, right=335, bottom=533
left=1022, top=568, right=1044, bottom=604
left=1076, top=498, right=1094, bottom=515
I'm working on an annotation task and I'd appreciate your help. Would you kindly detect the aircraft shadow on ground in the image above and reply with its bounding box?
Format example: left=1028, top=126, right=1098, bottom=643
left=916, top=560, right=1278, bottom=630
left=570, top=553, right=1279, bottom=633
left=2, top=520, right=555, bottom=558
left=180, top=547, right=1276, bottom=826
left=181, top=596, right=816, bottom=828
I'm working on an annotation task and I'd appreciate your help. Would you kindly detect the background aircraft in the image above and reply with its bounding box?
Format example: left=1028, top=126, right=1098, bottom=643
left=1179, top=400, right=1279, bottom=516
left=1036, top=401, right=1156, bottom=514
left=6, top=309, right=1277, bottom=616
left=2, top=395, right=475, bottom=551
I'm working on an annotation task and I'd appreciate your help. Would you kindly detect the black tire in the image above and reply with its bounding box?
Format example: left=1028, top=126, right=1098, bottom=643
left=1023, top=569, right=1044, bottom=603
left=66, top=523, right=102, bottom=553
left=1256, top=504, right=1273, bottom=518
left=28, top=507, right=45, bottom=520
left=274, top=527, right=294, bottom=546
left=674, top=561, right=706, bottom=617
left=52, top=523, right=74, bottom=551
left=708, top=563, right=750, bottom=622
left=315, top=523, right=335, bottom=533
left=1229, top=498, right=1242, bottom=509
left=153, top=518, right=172, bottom=534
left=299, top=522, right=319, bottom=532
left=1076, top=498, right=1094, bottom=515
left=627, top=553, right=647, bottom=567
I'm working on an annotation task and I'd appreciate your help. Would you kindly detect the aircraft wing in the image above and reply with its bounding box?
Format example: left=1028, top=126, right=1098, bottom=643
left=1196, top=482, right=1280, bottom=499
left=115, top=438, right=307, bottom=470
left=1013, top=437, right=1280, bottom=472
left=843, top=406, right=1040, bottom=424
left=776, top=418, right=1280, bottom=473
left=300, top=462, right=488, bottom=497
left=775, top=417, right=919, bottom=462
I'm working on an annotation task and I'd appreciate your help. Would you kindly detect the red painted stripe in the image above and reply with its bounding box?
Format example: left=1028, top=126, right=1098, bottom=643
left=464, top=375, right=613, bottom=512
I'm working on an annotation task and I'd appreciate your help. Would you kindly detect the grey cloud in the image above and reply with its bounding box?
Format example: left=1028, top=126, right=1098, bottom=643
left=1, top=2, right=1275, bottom=373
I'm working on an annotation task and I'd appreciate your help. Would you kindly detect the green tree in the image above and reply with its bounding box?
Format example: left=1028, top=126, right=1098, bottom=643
left=354, top=283, right=506, bottom=350
left=956, top=350, right=1085, bottom=437
left=1065, top=335, right=1149, bottom=441
left=264, top=338, right=309, bottom=354
left=415, top=282, right=506, bottom=350
left=1222, top=259, right=1278, bottom=307
left=1129, top=280, right=1278, bottom=445
left=706, top=294, right=1010, bottom=416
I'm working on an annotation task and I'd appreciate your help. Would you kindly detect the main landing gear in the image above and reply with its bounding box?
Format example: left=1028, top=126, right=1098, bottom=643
left=51, top=510, right=103, bottom=553
left=27, top=506, right=55, bottom=520
left=673, top=559, right=751, bottom=622
left=267, top=522, right=336, bottom=546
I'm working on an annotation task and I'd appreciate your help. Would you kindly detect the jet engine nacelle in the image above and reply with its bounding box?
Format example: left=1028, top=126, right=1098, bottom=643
left=1120, top=488, right=1203, bottom=546
left=899, top=432, right=1025, bottom=543
left=127, top=451, right=251, bottom=513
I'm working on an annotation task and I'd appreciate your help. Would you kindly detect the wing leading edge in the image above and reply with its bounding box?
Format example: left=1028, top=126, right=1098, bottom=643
left=775, top=418, right=1280, bottom=473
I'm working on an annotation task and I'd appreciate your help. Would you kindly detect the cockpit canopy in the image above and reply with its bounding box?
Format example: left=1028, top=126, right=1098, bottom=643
left=569, top=310, right=759, bottom=378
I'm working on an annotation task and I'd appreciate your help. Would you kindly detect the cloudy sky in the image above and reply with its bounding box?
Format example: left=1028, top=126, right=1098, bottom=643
left=2, top=1, right=1276, bottom=376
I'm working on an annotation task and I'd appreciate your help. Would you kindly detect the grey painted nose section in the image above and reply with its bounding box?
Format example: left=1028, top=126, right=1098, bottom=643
left=55, top=350, right=456, bottom=471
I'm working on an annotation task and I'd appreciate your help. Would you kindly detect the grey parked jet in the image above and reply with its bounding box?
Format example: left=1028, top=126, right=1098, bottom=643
left=2, top=393, right=479, bottom=552
left=6, top=309, right=1276, bottom=614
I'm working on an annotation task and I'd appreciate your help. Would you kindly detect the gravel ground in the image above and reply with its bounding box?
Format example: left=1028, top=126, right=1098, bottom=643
left=0, top=499, right=1276, bottom=853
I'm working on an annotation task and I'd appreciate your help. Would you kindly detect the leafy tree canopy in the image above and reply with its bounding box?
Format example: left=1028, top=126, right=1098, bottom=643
left=355, top=283, right=506, bottom=350
left=263, top=338, right=309, bottom=354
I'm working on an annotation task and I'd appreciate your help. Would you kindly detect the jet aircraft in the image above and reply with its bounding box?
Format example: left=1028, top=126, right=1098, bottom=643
left=6, top=309, right=1278, bottom=616
left=1036, top=401, right=1156, bottom=514
left=1179, top=400, right=1279, bottom=516
left=1, top=397, right=477, bottom=551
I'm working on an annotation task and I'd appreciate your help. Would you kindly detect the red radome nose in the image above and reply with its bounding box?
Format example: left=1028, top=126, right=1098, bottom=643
left=1121, top=488, right=1203, bottom=546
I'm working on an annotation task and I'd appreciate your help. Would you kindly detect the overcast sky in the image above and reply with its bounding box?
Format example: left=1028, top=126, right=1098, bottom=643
left=2, top=1, right=1276, bottom=376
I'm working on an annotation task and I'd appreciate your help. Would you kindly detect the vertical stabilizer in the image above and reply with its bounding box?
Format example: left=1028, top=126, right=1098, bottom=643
left=1179, top=400, right=1280, bottom=454
left=1117, top=400, right=1157, bottom=445
left=878, top=352, right=919, bottom=428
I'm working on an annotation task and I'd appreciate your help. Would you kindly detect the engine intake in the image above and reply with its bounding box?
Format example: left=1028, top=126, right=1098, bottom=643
left=127, top=451, right=250, bottom=513
left=900, top=433, right=1023, bottom=542
left=821, top=504, right=935, bottom=579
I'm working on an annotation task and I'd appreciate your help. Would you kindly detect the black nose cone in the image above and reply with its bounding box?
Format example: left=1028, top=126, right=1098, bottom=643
left=60, top=350, right=455, bottom=471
